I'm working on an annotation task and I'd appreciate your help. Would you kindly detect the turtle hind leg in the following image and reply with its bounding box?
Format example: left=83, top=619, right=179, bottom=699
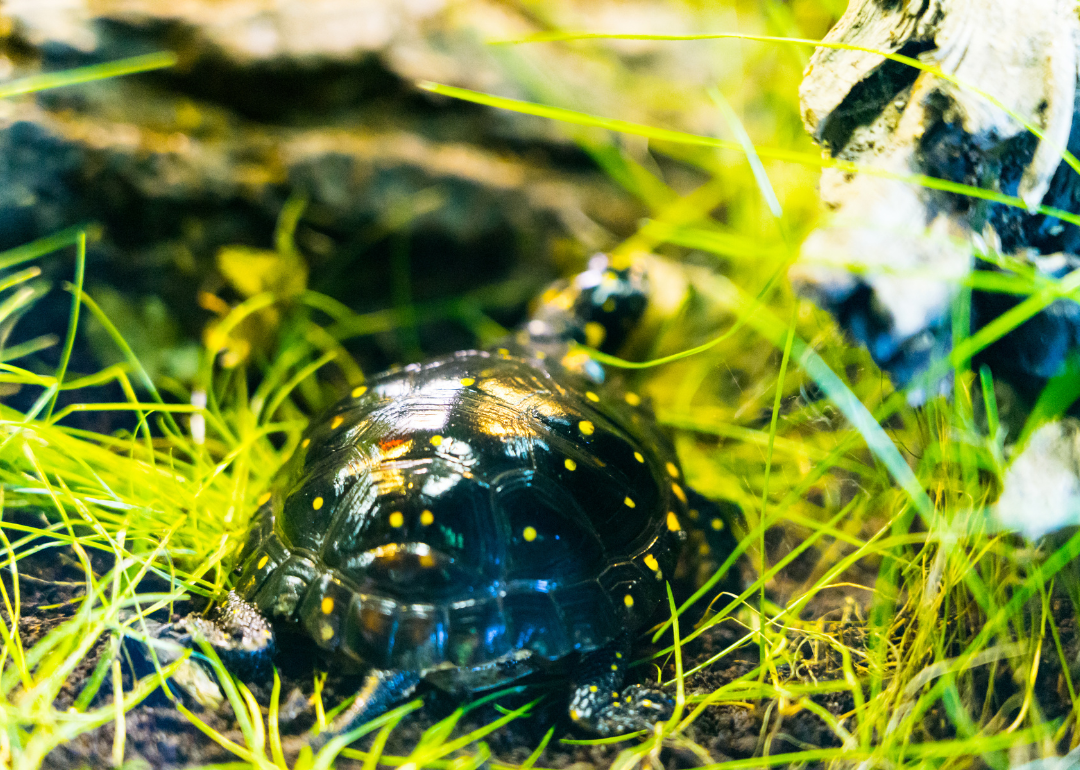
left=567, top=635, right=673, bottom=737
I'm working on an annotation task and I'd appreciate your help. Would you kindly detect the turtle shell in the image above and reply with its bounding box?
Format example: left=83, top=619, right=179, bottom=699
left=234, top=348, right=689, bottom=676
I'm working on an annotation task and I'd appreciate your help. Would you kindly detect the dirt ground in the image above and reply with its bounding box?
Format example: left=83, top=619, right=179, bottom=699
left=11, top=506, right=1079, bottom=769
left=9, top=506, right=856, bottom=770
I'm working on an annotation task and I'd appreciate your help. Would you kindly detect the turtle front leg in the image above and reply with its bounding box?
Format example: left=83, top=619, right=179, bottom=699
left=567, top=637, right=673, bottom=736
left=124, top=591, right=274, bottom=708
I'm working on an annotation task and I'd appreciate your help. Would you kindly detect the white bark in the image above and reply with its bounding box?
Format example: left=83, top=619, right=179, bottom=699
left=792, top=0, right=1080, bottom=388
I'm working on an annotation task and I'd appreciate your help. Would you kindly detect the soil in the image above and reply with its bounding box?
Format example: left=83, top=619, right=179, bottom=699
left=9, top=509, right=1080, bottom=768
left=5, top=504, right=857, bottom=770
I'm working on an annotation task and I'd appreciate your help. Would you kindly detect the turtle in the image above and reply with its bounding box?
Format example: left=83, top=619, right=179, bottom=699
left=174, top=255, right=740, bottom=738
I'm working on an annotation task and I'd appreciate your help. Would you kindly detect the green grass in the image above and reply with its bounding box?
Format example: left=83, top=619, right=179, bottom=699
left=3, top=8, right=1080, bottom=769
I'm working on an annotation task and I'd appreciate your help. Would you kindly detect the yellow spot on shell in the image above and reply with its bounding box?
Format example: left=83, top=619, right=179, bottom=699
left=699, top=543, right=711, bottom=556
left=570, top=709, right=580, bottom=721
left=666, top=512, right=681, bottom=531
left=564, top=458, right=577, bottom=471
left=419, top=553, right=435, bottom=568
left=624, top=496, right=636, bottom=508
left=666, top=462, right=680, bottom=478
left=313, top=497, right=324, bottom=511
left=671, top=482, right=687, bottom=503
left=497, top=348, right=509, bottom=356
left=301, top=438, right=311, bottom=449
left=634, top=451, right=645, bottom=463
left=579, top=420, right=594, bottom=436
left=642, top=699, right=653, bottom=708
left=320, top=623, right=334, bottom=642
left=430, top=435, right=443, bottom=446
left=615, top=652, right=623, bottom=659
left=389, top=511, right=404, bottom=528
left=624, top=392, right=641, bottom=406
left=421, top=510, right=434, bottom=526
left=589, top=685, right=598, bottom=693
left=711, top=517, right=725, bottom=531
left=460, top=377, right=475, bottom=387
left=536, top=351, right=546, bottom=360
left=611, top=663, right=619, bottom=671
left=256, top=492, right=272, bottom=506
left=644, top=554, right=659, bottom=572
left=623, top=594, right=634, bottom=608
left=257, top=555, right=269, bottom=570
left=586, top=391, right=600, bottom=402
left=321, top=597, right=335, bottom=614
left=351, top=385, right=368, bottom=398
left=523, top=526, right=537, bottom=542
left=330, top=415, right=344, bottom=430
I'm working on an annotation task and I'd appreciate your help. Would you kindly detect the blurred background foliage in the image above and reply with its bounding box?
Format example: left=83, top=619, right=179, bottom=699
left=0, top=0, right=840, bottom=413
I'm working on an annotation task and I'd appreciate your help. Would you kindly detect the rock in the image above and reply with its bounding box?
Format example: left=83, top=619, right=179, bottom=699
left=0, top=0, right=736, bottom=395
left=996, top=419, right=1080, bottom=539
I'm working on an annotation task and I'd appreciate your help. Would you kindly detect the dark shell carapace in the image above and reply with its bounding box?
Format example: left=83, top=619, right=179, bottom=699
left=234, top=348, right=689, bottom=678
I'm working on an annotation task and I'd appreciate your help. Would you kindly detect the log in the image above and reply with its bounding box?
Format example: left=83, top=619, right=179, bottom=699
left=791, top=0, right=1080, bottom=403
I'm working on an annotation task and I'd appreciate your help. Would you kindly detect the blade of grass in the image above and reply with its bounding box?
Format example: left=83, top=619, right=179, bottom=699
left=268, top=667, right=286, bottom=768
left=43, top=231, right=85, bottom=421
left=417, top=82, right=1080, bottom=229
left=72, top=288, right=182, bottom=437
left=521, top=726, right=555, bottom=769
left=0, top=52, right=177, bottom=99
left=494, top=31, right=1080, bottom=186
left=1017, top=351, right=1080, bottom=445
left=0, top=225, right=95, bottom=272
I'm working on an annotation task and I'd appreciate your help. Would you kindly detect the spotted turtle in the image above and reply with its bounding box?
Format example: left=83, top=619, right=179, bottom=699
left=185, top=256, right=739, bottom=737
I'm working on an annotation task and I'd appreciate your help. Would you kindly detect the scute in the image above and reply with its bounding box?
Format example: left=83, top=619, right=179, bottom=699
left=253, top=555, right=318, bottom=620
left=279, top=456, right=355, bottom=554
left=551, top=582, right=618, bottom=650
left=446, top=598, right=511, bottom=667
left=492, top=470, right=604, bottom=583
left=503, top=592, right=568, bottom=658
left=318, top=459, right=497, bottom=597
